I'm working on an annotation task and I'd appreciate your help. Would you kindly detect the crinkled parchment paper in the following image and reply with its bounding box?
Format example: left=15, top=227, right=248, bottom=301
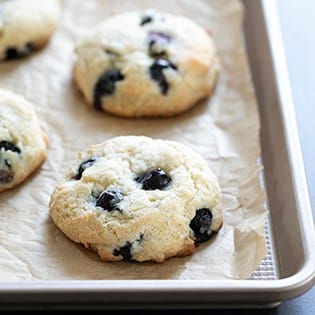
left=0, top=0, right=267, bottom=280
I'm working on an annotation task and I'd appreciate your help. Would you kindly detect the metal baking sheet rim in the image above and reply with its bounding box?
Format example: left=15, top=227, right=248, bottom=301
left=0, top=0, right=314, bottom=308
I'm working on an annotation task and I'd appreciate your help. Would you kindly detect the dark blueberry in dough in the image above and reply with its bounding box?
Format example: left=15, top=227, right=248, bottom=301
left=136, top=168, right=171, bottom=190
left=137, top=233, right=144, bottom=243
left=113, top=241, right=132, bottom=261
left=0, top=170, right=14, bottom=183
left=94, top=70, right=124, bottom=109
left=0, top=147, right=15, bottom=183
left=96, top=190, right=123, bottom=212
left=189, top=208, right=214, bottom=243
left=22, top=42, right=36, bottom=57
left=0, top=141, right=21, bottom=153
left=104, top=48, right=118, bottom=56
left=73, top=158, right=95, bottom=180
left=5, top=47, right=20, bottom=60
left=149, top=59, right=177, bottom=94
left=4, top=159, right=11, bottom=168
left=25, top=42, right=36, bottom=53
left=140, top=14, right=154, bottom=26
left=4, top=42, right=36, bottom=60
left=148, top=32, right=171, bottom=57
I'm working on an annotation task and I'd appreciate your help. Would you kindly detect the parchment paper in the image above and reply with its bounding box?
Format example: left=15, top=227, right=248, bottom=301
left=0, top=0, right=267, bottom=280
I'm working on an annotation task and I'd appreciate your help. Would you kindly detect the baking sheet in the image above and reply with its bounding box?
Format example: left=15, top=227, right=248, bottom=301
left=0, top=0, right=267, bottom=280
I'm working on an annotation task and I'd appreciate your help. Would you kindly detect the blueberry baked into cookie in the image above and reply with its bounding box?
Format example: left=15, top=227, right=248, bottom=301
left=0, top=0, right=60, bottom=61
left=0, top=89, right=48, bottom=192
left=49, top=136, right=222, bottom=262
left=73, top=10, right=219, bottom=117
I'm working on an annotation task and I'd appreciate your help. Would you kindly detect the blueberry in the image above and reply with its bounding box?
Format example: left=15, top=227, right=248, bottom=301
left=104, top=48, right=118, bottom=56
left=0, top=170, right=13, bottom=183
left=93, top=70, right=124, bottom=109
left=5, top=47, right=20, bottom=60
left=189, top=208, right=214, bottom=243
left=136, top=168, right=171, bottom=190
left=0, top=141, right=21, bottom=153
left=4, top=159, right=11, bottom=168
left=149, top=59, right=177, bottom=94
left=73, top=158, right=95, bottom=180
left=95, top=190, right=123, bottom=212
left=137, top=233, right=144, bottom=243
left=0, top=143, right=16, bottom=183
left=113, top=241, right=132, bottom=261
left=140, top=14, right=154, bottom=26
left=25, top=42, right=36, bottom=53
left=5, top=42, right=36, bottom=60
left=148, top=32, right=171, bottom=57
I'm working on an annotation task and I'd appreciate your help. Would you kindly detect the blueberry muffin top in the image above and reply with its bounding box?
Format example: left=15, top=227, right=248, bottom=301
left=74, top=10, right=219, bottom=118
left=0, top=0, right=60, bottom=61
left=49, top=136, right=222, bottom=263
left=0, top=89, right=48, bottom=192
